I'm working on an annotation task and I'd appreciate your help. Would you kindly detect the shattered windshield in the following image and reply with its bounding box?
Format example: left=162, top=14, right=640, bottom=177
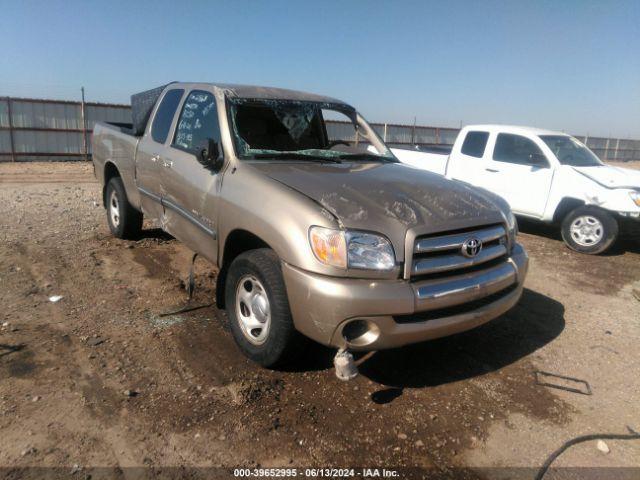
left=227, top=98, right=395, bottom=162
left=540, top=135, right=603, bottom=167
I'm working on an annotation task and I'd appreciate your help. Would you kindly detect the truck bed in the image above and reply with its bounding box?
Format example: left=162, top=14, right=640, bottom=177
left=92, top=121, right=142, bottom=209
left=391, top=147, right=449, bottom=175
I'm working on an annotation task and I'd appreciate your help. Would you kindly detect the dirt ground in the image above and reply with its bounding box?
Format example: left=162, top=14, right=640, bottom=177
left=1, top=162, right=639, bottom=479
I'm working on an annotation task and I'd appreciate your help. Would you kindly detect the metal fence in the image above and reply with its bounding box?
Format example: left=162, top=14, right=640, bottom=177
left=0, top=97, right=131, bottom=162
left=1, top=96, right=639, bottom=162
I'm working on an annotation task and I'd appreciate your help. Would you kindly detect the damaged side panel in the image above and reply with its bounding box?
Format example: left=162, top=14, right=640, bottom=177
left=157, top=89, right=222, bottom=263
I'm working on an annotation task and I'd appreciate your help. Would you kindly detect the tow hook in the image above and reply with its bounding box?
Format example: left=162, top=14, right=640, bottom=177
left=334, top=347, right=358, bottom=381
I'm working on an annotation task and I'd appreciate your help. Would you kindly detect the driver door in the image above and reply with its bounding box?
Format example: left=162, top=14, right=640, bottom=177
left=160, top=89, right=224, bottom=262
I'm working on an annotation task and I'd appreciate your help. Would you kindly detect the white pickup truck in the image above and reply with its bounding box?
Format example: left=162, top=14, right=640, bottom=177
left=392, top=125, right=640, bottom=254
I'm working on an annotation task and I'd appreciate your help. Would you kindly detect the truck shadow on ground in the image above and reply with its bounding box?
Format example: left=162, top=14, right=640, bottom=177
left=357, top=288, right=565, bottom=389
left=289, top=288, right=565, bottom=388
left=517, top=217, right=562, bottom=241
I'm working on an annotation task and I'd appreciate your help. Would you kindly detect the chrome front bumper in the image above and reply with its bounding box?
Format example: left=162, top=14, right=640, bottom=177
left=282, top=243, right=529, bottom=350
left=413, top=256, right=523, bottom=311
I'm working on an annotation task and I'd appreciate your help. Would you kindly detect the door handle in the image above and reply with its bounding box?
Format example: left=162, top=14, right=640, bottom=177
left=150, top=155, right=159, bottom=163
left=485, top=168, right=499, bottom=173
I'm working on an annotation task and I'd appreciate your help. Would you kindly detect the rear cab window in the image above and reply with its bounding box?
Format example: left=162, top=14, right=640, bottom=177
left=461, top=131, right=489, bottom=158
left=173, top=90, right=222, bottom=152
left=493, top=133, right=546, bottom=165
left=151, top=89, right=184, bottom=144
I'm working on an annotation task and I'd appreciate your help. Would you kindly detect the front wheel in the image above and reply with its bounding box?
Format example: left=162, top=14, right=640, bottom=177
left=225, top=249, right=301, bottom=367
left=561, top=206, right=618, bottom=254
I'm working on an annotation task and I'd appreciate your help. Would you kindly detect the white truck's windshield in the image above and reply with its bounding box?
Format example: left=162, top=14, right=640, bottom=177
left=540, top=135, right=603, bottom=167
left=228, top=98, right=394, bottom=162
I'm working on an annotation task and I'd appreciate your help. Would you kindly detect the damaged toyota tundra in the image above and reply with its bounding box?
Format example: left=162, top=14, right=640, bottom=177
left=92, top=82, right=529, bottom=376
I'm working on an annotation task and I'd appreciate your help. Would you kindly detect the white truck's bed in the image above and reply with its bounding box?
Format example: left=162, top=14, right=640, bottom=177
left=391, top=148, right=449, bottom=175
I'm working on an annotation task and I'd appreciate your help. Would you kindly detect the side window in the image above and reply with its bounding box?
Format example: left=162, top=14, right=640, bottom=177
left=173, top=90, right=221, bottom=151
left=151, top=89, right=184, bottom=144
left=461, top=131, right=489, bottom=158
left=493, top=133, right=545, bottom=165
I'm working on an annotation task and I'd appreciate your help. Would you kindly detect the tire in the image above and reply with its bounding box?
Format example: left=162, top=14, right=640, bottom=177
left=561, top=206, right=618, bottom=254
left=105, top=176, right=143, bottom=239
left=225, top=248, right=301, bottom=367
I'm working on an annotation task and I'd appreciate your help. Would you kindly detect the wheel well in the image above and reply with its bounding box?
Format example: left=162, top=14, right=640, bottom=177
left=553, top=198, right=585, bottom=224
left=102, top=162, right=120, bottom=207
left=216, top=230, right=271, bottom=309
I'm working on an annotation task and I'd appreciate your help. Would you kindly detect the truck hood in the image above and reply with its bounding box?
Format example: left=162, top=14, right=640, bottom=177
left=573, top=165, right=640, bottom=189
left=250, top=162, right=506, bottom=259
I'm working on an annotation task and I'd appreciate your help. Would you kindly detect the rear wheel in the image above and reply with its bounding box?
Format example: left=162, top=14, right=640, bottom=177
left=561, top=206, right=618, bottom=254
left=105, top=177, right=143, bottom=239
left=225, top=248, right=301, bottom=367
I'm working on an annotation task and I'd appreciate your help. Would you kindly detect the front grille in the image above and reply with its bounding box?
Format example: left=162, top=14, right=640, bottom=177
left=411, top=224, right=507, bottom=280
left=395, top=284, right=518, bottom=324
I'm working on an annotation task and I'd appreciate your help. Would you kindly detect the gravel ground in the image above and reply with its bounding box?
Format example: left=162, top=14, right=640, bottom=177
left=0, top=162, right=639, bottom=479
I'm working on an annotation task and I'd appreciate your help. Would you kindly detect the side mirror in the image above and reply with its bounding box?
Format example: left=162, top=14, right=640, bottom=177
left=198, top=139, right=224, bottom=172
left=528, top=153, right=548, bottom=167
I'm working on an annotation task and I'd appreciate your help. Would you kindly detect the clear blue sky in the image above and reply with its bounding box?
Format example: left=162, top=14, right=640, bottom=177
left=1, top=0, right=638, bottom=137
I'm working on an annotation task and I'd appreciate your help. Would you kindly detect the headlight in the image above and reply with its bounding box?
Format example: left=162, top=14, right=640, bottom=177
left=309, top=227, right=395, bottom=270
left=346, top=231, right=396, bottom=270
left=630, top=191, right=640, bottom=207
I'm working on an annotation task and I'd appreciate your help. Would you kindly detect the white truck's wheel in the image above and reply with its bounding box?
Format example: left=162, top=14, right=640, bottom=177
left=561, top=206, right=618, bottom=254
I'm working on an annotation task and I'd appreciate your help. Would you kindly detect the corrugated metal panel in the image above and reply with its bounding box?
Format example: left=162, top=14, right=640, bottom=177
left=384, top=125, right=413, bottom=143
left=11, top=100, right=82, bottom=129
left=13, top=130, right=83, bottom=153
left=326, top=121, right=356, bottom=141
left=0, top=134, right=8, bottom=151
left=0, top=99, right=9, bottom=127
left=586, top=137, right=607, bottom=149
left=618, top=139, right=640, bottom=150
left=439, top=129, right=460, bottom=145
left=370, top=123, right=386, bottom=139
left=414, top=126, right=437, bottom=144
left=614, top=149, right=640, bottom=161
left=85, top=105, right=132, bottom=130
left=0, top=131, right=12, bottom=152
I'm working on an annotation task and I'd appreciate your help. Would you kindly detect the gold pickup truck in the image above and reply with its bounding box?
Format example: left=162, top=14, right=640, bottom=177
left=92, top=82, right=528, bottom=368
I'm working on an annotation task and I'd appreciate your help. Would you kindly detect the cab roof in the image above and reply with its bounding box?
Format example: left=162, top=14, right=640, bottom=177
left=178, top=82, right=350, bottom=106
left=463, top=124, right=569, bottom=137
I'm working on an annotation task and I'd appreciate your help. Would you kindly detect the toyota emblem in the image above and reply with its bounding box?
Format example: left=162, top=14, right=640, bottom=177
left=461, top=237, right=482, bottom=258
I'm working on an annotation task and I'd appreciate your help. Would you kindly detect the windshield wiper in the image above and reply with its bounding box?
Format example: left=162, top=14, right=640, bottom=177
left=251, top=153, right=342, bottom=163
left=336, top=152, right=398, bottom=163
